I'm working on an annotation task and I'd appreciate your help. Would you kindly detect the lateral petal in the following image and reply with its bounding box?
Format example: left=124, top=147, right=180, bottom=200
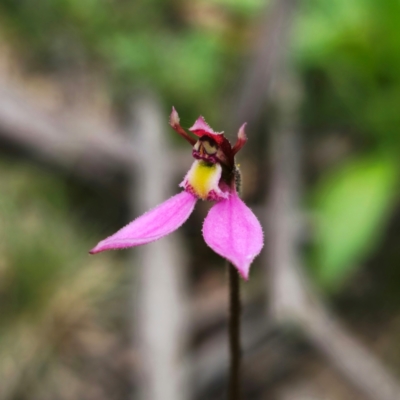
left=202, top=192, right=263, bottom=280
left=90, top=191, right=197, bottom=254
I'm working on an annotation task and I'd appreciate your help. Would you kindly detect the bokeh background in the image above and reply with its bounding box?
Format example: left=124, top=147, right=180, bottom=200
left=0, top=0, right=400, bottom=399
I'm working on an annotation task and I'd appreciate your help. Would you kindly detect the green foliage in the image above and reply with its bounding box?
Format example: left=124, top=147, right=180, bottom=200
left=293, top=0, right=400, bottom=290
left=295, top=0, right=400, bottom=148
left=205, top=0, right=265, bottom=15
left=0, top=0, right=264, bottom=116
left=310, top=154, right=398, bottom=289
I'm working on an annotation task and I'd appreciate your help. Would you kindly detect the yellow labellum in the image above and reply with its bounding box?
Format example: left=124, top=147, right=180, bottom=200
left=187, top=161, right=221, bottom=200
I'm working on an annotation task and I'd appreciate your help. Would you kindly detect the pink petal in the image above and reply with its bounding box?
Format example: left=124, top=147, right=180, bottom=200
left=189, top=116, right=222, bottom=137
left=202, top=192, right=263, bottom=280
left=90, top=191, right=197, bottom=254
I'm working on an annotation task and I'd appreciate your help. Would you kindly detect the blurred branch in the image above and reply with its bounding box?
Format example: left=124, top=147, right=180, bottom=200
left=266, top=61, right=400, bottom=400
left=0, top=84, right=190, bottom=183
left=0, top=85, right=134, bottom=180
left=130, top=94, right=188, bottom=400
left=235, top=0, right=299, bottom=127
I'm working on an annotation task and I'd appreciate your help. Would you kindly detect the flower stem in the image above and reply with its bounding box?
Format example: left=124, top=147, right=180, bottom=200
left=228, top=261, right=241, bottom=400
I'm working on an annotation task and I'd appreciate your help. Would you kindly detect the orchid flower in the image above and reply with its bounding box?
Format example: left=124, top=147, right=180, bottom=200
left=90, top=108, right=263, bottom=279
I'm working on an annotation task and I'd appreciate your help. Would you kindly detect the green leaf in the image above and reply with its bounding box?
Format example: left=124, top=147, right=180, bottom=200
left=310, top=154, right=398, bottom=289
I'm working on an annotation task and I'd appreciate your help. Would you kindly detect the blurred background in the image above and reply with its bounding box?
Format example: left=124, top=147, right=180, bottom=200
left=0, top=0, right=400, bottom=399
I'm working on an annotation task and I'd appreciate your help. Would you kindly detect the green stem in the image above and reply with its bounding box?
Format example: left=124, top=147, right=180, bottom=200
left=228, top=261, right=241, bottom=400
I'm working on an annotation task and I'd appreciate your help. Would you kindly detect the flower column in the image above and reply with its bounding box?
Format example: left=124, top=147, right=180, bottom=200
left=130, top=96, right=188, bottom=400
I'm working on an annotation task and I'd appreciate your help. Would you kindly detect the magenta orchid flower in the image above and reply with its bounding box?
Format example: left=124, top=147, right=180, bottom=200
left=90, top=108, right=263, bottom=280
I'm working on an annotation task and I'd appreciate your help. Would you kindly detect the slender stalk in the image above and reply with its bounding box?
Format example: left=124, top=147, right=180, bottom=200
left=228, top=261, right=241, bottom=400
